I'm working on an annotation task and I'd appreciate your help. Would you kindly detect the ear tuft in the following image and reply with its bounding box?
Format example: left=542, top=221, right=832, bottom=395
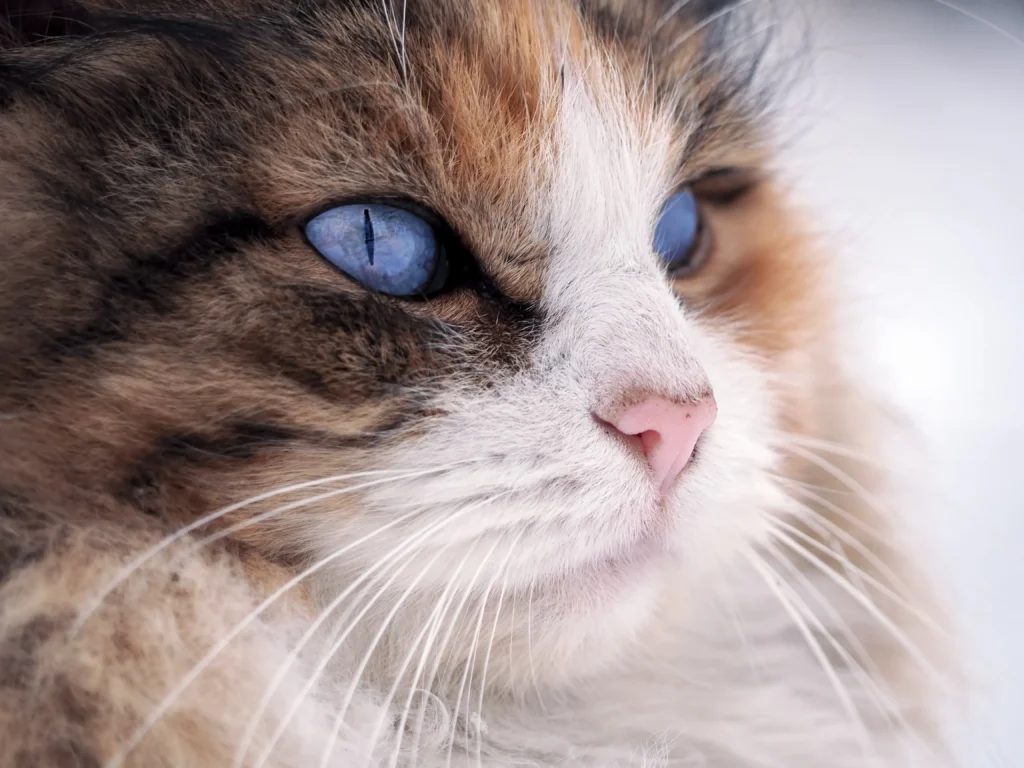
left=1, top=0, right=93, bottom=47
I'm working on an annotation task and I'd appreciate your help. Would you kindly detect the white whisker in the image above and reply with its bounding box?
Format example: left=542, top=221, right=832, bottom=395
left=444, top=540, right=506, bottom=768
left=771, top=472, right=900, bottom=549
left=387, top=544, right=480, bottom=768
left=776, top=433, right=891, bottom=470
left=655, top=0, right=696, bottom=33
left=766, top=525, right=946, bottom=685
left=777, top=443, right=896, bottom=535
left=525, top=578, right=546, bottom=712
left=248, top=493, right=507, bottom=768
left=315, top=495, right=511, bottom=768
left=317, top=546, right=451, bottom=768
left=75, top=462, right=474, bottom=637
left=183, top=465, right=458, bottom=558
left=742, top=547, right=876, bottom=765
left=504, top=586, right=520, bottom=701
left=408, top=537, right=504, bottom=763
left=759, top=542, right=906, bottom=734
left=769, top=516, right=948, bottom=637
left=473, top=534, right=520, bottom=767
left=234, top=498, right=475, bottom=768
left=104, top=492, right=449, bottom=768
left=933, top=0, right=1024, bottom=48
left=667, top=0, right=758, bottom=55
left=776, top=484, right=922, bottom=599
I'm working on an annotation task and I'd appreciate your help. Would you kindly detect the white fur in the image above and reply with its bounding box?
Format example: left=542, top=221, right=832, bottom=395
left=263, top=61, right=950, bottom=768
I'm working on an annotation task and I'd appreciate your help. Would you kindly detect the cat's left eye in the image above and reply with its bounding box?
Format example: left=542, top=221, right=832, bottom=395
left=304, top=203, right=450, bottom=297
left=654, top=188, right=709, bottom=278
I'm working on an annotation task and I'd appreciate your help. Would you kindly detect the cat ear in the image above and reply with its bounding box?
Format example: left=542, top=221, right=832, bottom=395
left=1, top=0, right=93, bottom=48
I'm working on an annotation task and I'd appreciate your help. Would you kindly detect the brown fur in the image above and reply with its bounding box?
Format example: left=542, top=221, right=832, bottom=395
left=0, top=1, right=950, bottom=765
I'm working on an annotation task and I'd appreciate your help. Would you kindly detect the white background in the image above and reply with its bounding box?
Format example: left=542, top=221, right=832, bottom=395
left=781, top=0, right=1023, bottom=764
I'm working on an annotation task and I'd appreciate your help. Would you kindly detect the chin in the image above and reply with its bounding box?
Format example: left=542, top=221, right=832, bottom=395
left=512, top=484, right=783, bottom=688
left=500, top=552, right=676, bottom=692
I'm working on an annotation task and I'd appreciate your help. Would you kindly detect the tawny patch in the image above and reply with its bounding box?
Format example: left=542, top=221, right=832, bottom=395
left=0, top=1, right=954, bottom=766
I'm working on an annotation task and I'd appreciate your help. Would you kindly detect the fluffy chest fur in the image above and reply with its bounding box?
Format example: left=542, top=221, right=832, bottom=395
left=0, top=1, right=954, bottom=766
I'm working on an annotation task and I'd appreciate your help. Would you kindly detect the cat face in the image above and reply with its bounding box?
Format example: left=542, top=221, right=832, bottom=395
left=0, top=0, right=831, bottom=684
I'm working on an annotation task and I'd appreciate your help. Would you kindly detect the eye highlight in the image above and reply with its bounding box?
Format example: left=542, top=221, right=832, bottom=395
left=653, top=188, right=708, bottom=277
left=304, top=204, right=449, bottom=297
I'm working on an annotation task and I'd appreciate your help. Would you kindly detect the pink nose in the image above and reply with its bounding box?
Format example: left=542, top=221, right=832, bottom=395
left=602, top=396, right=717, bottom=493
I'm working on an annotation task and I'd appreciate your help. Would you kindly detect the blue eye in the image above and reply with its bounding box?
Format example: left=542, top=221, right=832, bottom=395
left=304, top=203, right=448, bottom=296
left=653, top=188, right=707, bottom=276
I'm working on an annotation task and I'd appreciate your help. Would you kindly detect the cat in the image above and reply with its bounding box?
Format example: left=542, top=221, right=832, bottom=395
left=0, top=0, right=957, bottom=766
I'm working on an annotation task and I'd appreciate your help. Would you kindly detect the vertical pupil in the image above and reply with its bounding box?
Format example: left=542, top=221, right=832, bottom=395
left=363, top=208, right=375, bottom=265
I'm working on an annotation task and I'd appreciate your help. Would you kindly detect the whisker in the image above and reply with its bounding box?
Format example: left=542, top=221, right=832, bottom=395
left=774, top=433, right=891, bottom=470
left=768, top=516, right=948, bottom=637
left=248, top=493, right=508, bottom=768
left=794, top=514, right=878, bottom=635
left=103, top=492, right=452, bottom=768
left=318, top=545, right=452, bottom=768
left=764, top=542, right=941, bottom=763
left=234, top=511, right=453, bottom=768
left=380, top=532, right=520, bottom=768
left=444, top=541, right=506, bottom=768
left=525, top=578, right=547, bottom=712
left=181, top=463, right=460, bottom=558
left=407, top=538, right=504, bottom=763
left=775, top=484, right=922, bottom=597
left=742, top=547, right=876, bottom=765
left=460, top=537, right=518, bottom=762
left=654, top=0, right=696, bottom=32
left=759, top=541, right=907, bottom=735
left=243, top=568, right=396, bottom=768
left=387, top=544, right=481, bottom=768
left=666, top=0, right=758, bottom=55
left=770, top=473, right=894, bottom=545
left=316, top=496, right=511, bottom=768
left=474, top=534, right=520, bottom=767
left=766, top=525, right=947, bottom=685
left=775, top=443, right=896, bottom=533
left=74, top=462, right=473, bottom=636
left=504, top=586, right=520, bottom=701
left=932, top=0, right=1024, bottom=48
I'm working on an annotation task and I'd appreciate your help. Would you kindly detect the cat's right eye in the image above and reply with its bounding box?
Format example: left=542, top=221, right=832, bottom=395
left=304, top=203, right=450, bottom=297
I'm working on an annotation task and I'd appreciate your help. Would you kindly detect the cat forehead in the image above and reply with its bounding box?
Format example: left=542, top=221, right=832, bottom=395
left=0, top=0, right=773, bottom=316
left=247, top=0, right=770, bottom=296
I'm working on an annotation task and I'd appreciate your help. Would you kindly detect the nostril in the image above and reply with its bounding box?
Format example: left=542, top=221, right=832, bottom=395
left=596, top=395, right=717, bottom=493
left=637, top=429, right=664, bottom=459
left=592, top=412, right=647, bottom=453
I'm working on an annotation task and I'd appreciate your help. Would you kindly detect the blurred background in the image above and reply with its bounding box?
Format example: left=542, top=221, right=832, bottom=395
left=780, top=0, right=1023, bottom=764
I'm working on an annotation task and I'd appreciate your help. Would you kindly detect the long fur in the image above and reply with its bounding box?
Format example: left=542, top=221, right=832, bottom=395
left=0, top=1, right=957, bottom=766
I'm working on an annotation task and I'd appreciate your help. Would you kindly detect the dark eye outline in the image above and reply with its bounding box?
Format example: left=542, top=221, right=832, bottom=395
left=299, top=197, right=473, bottom=300
left=691, top=167, right=760, bottom=205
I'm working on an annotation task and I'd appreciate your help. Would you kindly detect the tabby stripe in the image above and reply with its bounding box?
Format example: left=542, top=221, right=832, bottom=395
left=41, top=214, right=272, bottom=362
left=120, top=418, right=413, bottom=509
